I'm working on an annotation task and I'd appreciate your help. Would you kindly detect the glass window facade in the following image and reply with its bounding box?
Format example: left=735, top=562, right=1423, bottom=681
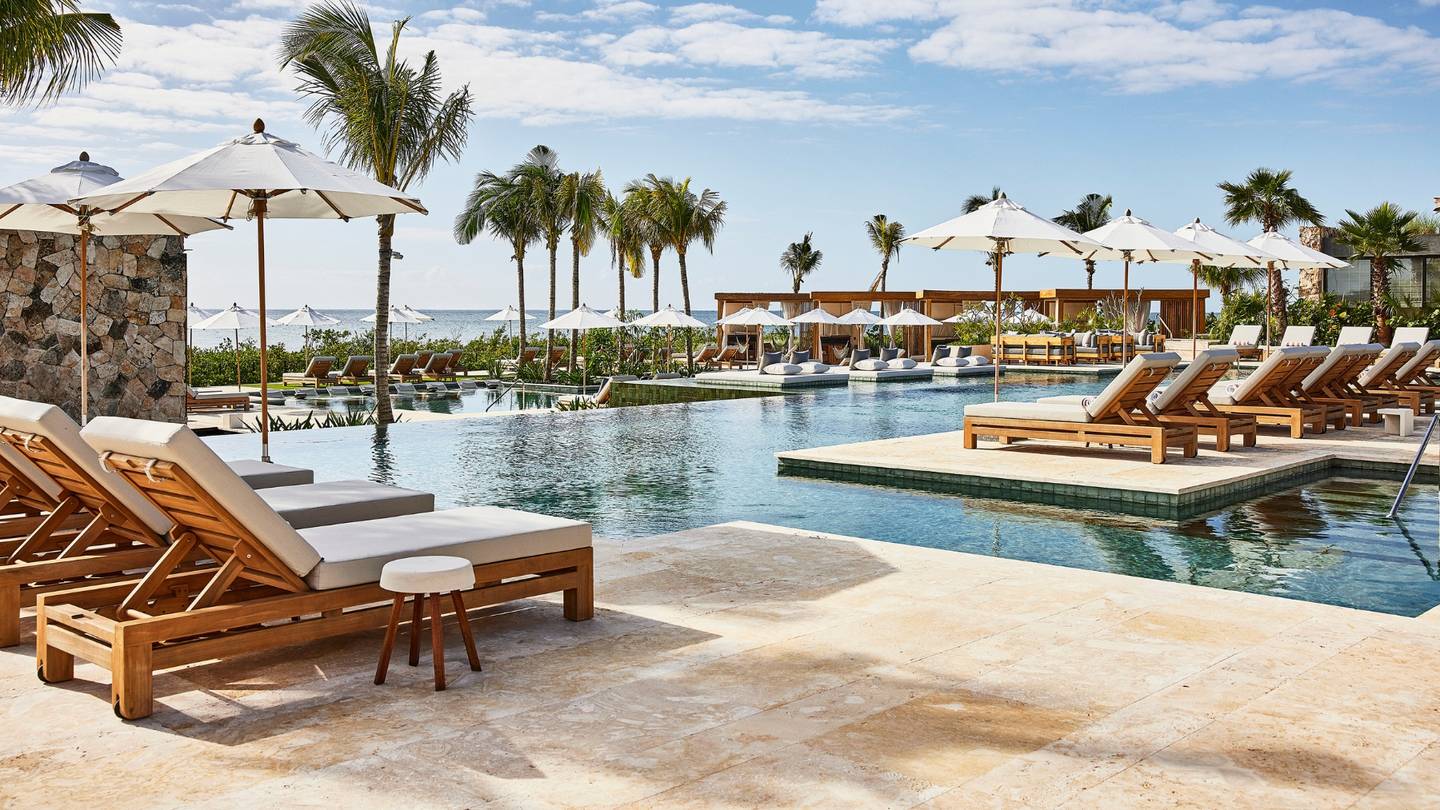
left=1326, top=253, right=1440, bottom=306
left=1325, top=259, right=1370, bottom=301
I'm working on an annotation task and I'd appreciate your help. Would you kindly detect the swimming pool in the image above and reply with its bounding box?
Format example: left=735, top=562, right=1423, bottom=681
left=209, top=375, right=1439, bottom=616
left=292, top=385, right=558, bottom=415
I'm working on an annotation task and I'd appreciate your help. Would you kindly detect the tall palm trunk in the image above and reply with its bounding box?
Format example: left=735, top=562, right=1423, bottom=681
left=879, top=257, right=889, bottom=292
left=570, top=237, right=580, bottom=371
left=545, top=242, right=557, bottom=381
left=1267, top=266, right=1287, bottom=334
left=678, top=248, right=694, bottom=373
left=1084, top=259, right=1095, bottom=289
left=616, top=259, right=625, bottom=319
left=650, top=246, right=661, bottom=312
left=374, top=214, right=395, bottom=424
left=1372, top=257, right=1391, bottom=343
left=515, top=247, right=528, bottom=360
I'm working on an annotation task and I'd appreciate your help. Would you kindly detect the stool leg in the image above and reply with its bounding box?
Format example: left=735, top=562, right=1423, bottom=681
left=408, top=593, right=423, bottom=667
left=430, top=592, right=446, bottom=691
left=450, top=591, right=482, bottom=672
left=374, top=594, right=404, bottom=685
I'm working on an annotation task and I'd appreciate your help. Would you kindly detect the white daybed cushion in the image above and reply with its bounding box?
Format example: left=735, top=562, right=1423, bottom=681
left=1358, top=342, right=1420, bottom=388
left=934, top=356, right=965, bottom=367
left=888, top=357, right=918, bottom=370
left=763, top=363, right=802, bottom=375
left=798, top=361, right=830, bottom=374
left=82, top=416, right=322, bottom=577
left=968, top=355, right=990, bottom=366
left=1150, top=348, right=1239, bottom=413
left=964, top=401, right=1091, bottom=423
left=1083, top=352, right=1179, bottom=419
left=0, top=398, right=171, bottom=535
left=1300, top=344, right=1378, bottom=392
left=1335, top=326, right=1373, bottom=345
left=1393, top=340, right=1440, bottom=383
left=302, top=506, right=591, bottom=590
left=226, top=459, right=315, bottom=489
left=0, top=437, right=62, bottom=501
left=853, top=358, right=888, bottom=371
left=258, top=480, right=434, bottom=530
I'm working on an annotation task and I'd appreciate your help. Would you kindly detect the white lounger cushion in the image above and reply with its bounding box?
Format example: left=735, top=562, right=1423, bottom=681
left=258, top=480, right=433, bottom=530
left=226, top=459, right=314, bottom=489
left=964, top=401, right=1091, bottom=423
left=0, top=438, right=62, bottom=501
left=1358, top=342, right=1421, bottom=388
left=1392, top=327, right=1429, bottom=346
left=82, top=416, right=322, bottom=576
left=1150, top=349, right=1239, bottom=413
left=1392, top=340, right=1440, bottom=383
left=1210, top=346, right=1314, bottom=405
left=1084, top=352, right=1180, bottom=419
left=852, top=358, right=888, bottom=371
left=0, top=397, right=172, bottom=534
left=888, top=357, right=918, bottom=370
left=1336, top=326, right=1374, bottom=345
left=302, top=506, right=591, bottom=590
left=798, top=361, right=830, bottom=374
left=762, top=363, right=802, bottom=375
left=1227, top=325, right=1262, bottom=347
left=1300, top=344, right=1381, bottom=392
left=1278, top=325, right=1316, bottom=346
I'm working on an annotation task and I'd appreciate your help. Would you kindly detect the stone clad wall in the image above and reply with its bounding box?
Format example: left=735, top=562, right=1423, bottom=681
left=0, top=230, right=187, bottom=422
left=1298, top=226, right=1330, bottom=301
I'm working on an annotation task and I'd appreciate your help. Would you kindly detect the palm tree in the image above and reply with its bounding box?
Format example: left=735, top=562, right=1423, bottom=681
left=280, top=0, right=472, bottom=424
left=621, top=180, right=666, bottom=313
left=1218, top=168, right=1324, bottom=332
left=780, top=233, right=822, bottom=293
left=1406, top=214, right=1440, bottom=236
left=643, top=174, right=727, bottom=371
left=454, top=170, right=539, bottom=363
left=1, top=0, right=120, bottom=105
left=1053, top=193, right=1113, bottom=289
left=1196, top=264, right=1266, bottom=303
left=963, top=186, right=1003, bottom=214
left=598, top=190, right=643, bottom=318
left=865, top=215, right=904, bottom=292
left=1335, top=202, right=1423, bottom=342
left=560, top=169, right=605, bottom=369
left=512, top=145, right=567, bottom=381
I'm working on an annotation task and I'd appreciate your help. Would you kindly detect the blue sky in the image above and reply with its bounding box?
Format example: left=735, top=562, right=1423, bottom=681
left=5, top=0, right=1439, bottom=312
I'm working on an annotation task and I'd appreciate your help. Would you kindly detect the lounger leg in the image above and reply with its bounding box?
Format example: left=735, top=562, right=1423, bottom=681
left=0, top=582, right=17, bottom=647
left=1290, top=415, right=1304, bottom=439
left=450, top=591, right=481, bottom=672
left=564, top=549, right=595, bottom=622
left=1151, top=434, right=1166, bottom=464
left=962, top=424, right=978, bottom=450
left=37, top=617, right=73, bottom=684
left=430, top=593, right=446, bottom=692
left=408, top=594, right=423, bottom=667
left=111, top=628, right=153, bottom=720
left=1214, top=423, right=1231, bottom=453
left=1183, top=435, right=1198, bottom=459
left=374, top=594, right=405, bottom=685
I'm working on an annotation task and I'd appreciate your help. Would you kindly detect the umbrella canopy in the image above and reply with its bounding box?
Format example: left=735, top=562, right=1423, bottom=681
left=72, top=120, right=427, bottom=461
left=787, top=308, right=840, bottom=325
left=881, top=308, right=943, bottom=327
left=0, top=153, right=228, bottom=424
left=1085, top=210, right=1209, bottom=364
left=632, top=304, right=707, bottom=329
left=1013, top=308, right=1051, bottom=326
left=602, top=307, right=625, bottom=321
left=1246, top=230, right=1346, bottom=270
left=835, top=307, right=883, bottom=326
left=485, top=305, right=528, bottom=322
left=716, top=306, right=753, bottom=325
left=944, top=305, right=992, bottom=324
left=1174, top=219, right=1276, bottom=356
left=363, top=306, right=423, bottom=325
left=539, top=304, right=625, bottom=331
left=721, top=308, right=791, bottom=327
left=399, top=304, right=434, bottom=322
left=274, top=304, right=341, bottom=327
left=187, top=303, right=213, bottom=323
left=194, top=303, right=270, bottom=330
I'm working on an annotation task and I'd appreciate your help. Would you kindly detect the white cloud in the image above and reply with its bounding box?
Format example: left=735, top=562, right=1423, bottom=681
left=535, top=0, right=656, bottom=23
left=597, top=21, right=896, bottom=79
left=669, top=3, right=793, bottom=25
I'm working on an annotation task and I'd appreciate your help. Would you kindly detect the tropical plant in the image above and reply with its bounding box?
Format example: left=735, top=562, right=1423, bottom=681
left=865, top=214, right=904, bottom=292
left=1217, top=167, right=1324, bottom=331
left=962, top=186, right=1003, bottom=214
left=1196, top=263, right=1266, bottom=303
left=621, top=181, right=666, bottom=312
left=454, top=169, right=539, bottom=362
left=1405, top=213, right=1440, bottom=236
left=779, top=232, right=822, bottom=293
left=560, top=169, right=606, bottom=369
left=1, top=0, right=120, bottom=105
left=1053, top=193, right=1113, bottom=289
left=637, top=174, right=726, bottom=371
left=1335, top=202, right=1423, bottom=342
left=509, top=145, right=568, bottom=381
left=599, top=190, right=643, bottom=318
left=244, top=407, right=401, bottom=432
left=280, top=0, right=473, bottom=424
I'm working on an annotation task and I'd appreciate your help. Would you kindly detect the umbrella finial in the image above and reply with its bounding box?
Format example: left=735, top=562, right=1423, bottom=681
left=1124, top=208, right=1132, bottom=217
left=253, top=118, right=265, bottom=133
left=78, top=151, right=89, bottom=162
left=998, top=191, right=1007, bottom=200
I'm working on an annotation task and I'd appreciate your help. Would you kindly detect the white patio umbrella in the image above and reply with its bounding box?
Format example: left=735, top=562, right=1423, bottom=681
left=602, top=307, right=625, bottom=320
left=880, top=307, right=943, bottom=353
left=485, top=304, right=527, bottom=341
left=274, top=304, right=342, bottom=353
left=194, top=303, right=271, bottom=392
left=721, top=307, right=791, bottom=366
left=905, top=194, right=1115, bottom=398
left=1014, top=308, right=1051, bottom=326
left=834, top=307, right=883, bottom=360
left=1084, top=210, right=1209, bottom=364
left=633, top=304, right=707, bottom=372
left=73, top=119, right=426, bottom=462
left=185, top=303, right=212, bottom=387
left=944, top=305, right=992, bottom=324
left=399, top=304, right=433, bottom=322
left=363, top=305, right=423, bottom=341
left=1174, top=219, right=1276, bottom=356
left=539, top=304, right=625, bottom=386
left=0, top=153, right=228, bottom=423
left=786, top=307, right=839, bottom=357
left=1246, top=230, right=1346, bottom=350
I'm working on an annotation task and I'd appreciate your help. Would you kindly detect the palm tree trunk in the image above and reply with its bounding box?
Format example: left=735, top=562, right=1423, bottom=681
left=374, top=215, right=394, bottom=425
left=678, top=247, right=694, bottom=373
left=545, top=242, right=557, bottom=382
left=650, top=247, right=661, bottom=312
left=1268, top=266, right=1288, bottom=335
left=1085, top=259, right=1095, bottom=290
left=570, top=237, right=580, bottom=372
left=1372, top=257, right=1391, bottom=344
left=515, top=248, right=528, bottom=361
left=879, top=257, right=889, bottom=292
left=617, top=259, right=626, bottom=319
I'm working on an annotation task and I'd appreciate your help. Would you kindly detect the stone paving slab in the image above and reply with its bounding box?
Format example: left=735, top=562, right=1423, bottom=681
left=2, top=521, right=1437, bottom=808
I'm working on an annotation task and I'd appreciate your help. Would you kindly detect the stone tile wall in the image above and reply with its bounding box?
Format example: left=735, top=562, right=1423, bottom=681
left=0, top=229, right=187, bottom=422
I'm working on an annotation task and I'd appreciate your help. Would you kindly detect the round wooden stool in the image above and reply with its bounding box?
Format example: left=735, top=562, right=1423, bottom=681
left=374, top=556, right=481, bottom=691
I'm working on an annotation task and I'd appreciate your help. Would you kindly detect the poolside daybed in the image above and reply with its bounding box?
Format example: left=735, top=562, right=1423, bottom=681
left=963, top=353, right=1197, bottom=464
left=39, top=416, right=593, bottom=719
left=1298, top=344, right=1386, bottom=427
left=185, top=387, right=250, bottom=412
left=1355, top=342, right=1433, bottom=415
left=1206, top=346, right=1336, bottom=438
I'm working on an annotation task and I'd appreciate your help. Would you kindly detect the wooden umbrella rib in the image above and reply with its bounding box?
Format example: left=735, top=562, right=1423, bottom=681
left=108, top=192, right=152, bottom=215
left=47, top=203, right=78, bottom=215
left=312, top=190, right=350, bottom=221
left=223, top=190, right=240, bottom=220
left=153, top=214, right=186, bottom=237
left=391, top=196, right=427, bottom=214
left=0, top=204, right=20, bottom=222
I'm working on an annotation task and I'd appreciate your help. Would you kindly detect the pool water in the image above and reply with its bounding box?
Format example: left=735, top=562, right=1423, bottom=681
left=210, top=375, right=1440, bottom=617
left=292, top=386, right=558, bottom=415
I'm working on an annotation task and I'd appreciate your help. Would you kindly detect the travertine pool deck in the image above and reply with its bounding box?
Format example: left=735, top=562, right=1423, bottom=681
left=3, top=522, right=1438, bottom=807
left=778, top=422, right=1434, bottom=517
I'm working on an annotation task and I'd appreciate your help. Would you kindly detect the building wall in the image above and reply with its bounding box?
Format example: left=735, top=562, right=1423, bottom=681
left=0, top=229, right=187, bottom=422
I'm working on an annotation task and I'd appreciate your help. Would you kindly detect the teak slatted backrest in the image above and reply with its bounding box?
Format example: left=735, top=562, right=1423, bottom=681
left=1157, top=360, right=1234, bottom=415
left=1397, top=346, right=1440, bottom=386
left=0, top=431, right=155, bottom=546
left=0, top=444, right=58, bottom=514
left=1310, top=351, right=1381, bottom=398
left=1242, top=355, right=1321, bottom=406
left=1092, top=365, right=1173, bottom=423
left=339, top=356, right=370, bottom=378
left=1365, top=346, right=1418, bottom=389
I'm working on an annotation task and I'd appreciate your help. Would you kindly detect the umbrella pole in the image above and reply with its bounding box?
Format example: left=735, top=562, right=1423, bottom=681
left=1121, top=255, right=1131, bottom=366
left=1191, top=259, right=1200, bottom=360
left=1264, top=261, right=1274, bottom=357
left=233, top=329, right=240, bottom=391
left=255, top=198, right=271, bottom=462
left=78, top=229, right=89, bottom=424
left=993, top=246, right=1003, bottom=402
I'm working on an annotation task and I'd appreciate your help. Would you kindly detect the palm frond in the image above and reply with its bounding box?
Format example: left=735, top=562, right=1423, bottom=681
left=1, top=0, right=121, bottom=105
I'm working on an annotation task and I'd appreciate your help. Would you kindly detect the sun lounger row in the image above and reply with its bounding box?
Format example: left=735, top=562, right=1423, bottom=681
left=0, top=395, right=593, bottom=719
left=1220, top=325, right=1431, bottom=357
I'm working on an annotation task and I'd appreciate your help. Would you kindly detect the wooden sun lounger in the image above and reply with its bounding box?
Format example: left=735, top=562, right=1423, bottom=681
left=1354, top=343, right=1435, bottom=416
left=282, top=356, right=336, bottom=387
left=418, top=351, right=454, bottom=381
left=39, top=419, right=593, bottom=719
left=386, top=353, right=421, bottom=382
left=1386, top=341, right=1440, bottom=402
left=1221, top=325, right=1263, bottom=360
left=336, top=355, right=372, bottom=384
left=185, top=387, right=251, bottom=412
left=500, top=347, right=539, bottom=375
left=963, top=353, right=1197, bottom=464
left=1207, top=347, right=1337, bottom=438
left=1298, top=344, right=1387, bottom=427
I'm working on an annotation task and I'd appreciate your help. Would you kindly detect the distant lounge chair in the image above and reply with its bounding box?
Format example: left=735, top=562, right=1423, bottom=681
left=1355, top=342, right=1434, bottom=415
left=1206, top=346, right=1335, bottom=438
left=282, top=356, right=336, bottom=386
left=693, top=345, right=720, bottom=369
left=963, top=353, right=1196, bottom=464
left=185, top=386, right=250, bottom=412
left=1297, top=344, right=1387, bottom=426
left=1221, top=324, right=1263, bottom=359
left=386, top=353, right=421, bottom=382
left=500, top=347, right=539, bottom=376
left=415, top=350, right=434, bottom=369
left=1335, top=326, right=1374, bottom=346
left=336, top=355, right=372, bottom=383
left=1277, top=325, right=1316, bottom=347
left=418, top=351, right=454, bottom=381
left=714, top=345, right=744, bottom=369
left=1392, top=327, right=1430, bottom=346
left=41, top=417, right=593, bottom=718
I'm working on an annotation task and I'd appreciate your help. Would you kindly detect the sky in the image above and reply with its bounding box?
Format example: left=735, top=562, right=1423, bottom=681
left=4, top=0, right=1439, bottom=313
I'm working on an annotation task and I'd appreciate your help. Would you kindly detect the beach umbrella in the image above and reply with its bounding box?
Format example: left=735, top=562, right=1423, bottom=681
left=539, top=304, right=625, bottom=387
left=602, top=307, right=624, bottom=320
left=1174, top=219, right=1276, bottom=357
left=72, top=119, right=426, bottom=462
left=1014, top=308, right=1051, bottom=326
left=399, top=304, right=434, bottom=322
left=836, top=307, right=884, bottom=360
left=1083, top=210, right=1209, bottom=365
left=944, top=305, right=992, bottom=324
left=485, top=304, right=527, bottom=342
left=194, top=304, right=271, bottom=392
left=786, top=307, right=839, bottom=357
left=720, top=307, right=790, bottom=367
left=274, top=304, right=341, bottom=353
left=1246, top=231, right=1346, bottom=350
left=633, top=304, right=707, bottom=372
left=904, top=194, right=1114, bottom=399
left=880, top=307, right=943, bottom=353
left=185, top=303, right=213, bottom=387
left=363, top=305, right=423, bottom=341
left=0, top=153, right=227, bottom=423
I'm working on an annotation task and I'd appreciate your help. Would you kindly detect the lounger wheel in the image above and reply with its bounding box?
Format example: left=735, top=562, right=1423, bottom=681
left=37, top=664, right=59, bottom=684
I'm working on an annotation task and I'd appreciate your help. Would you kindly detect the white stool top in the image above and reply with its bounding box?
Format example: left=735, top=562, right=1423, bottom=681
left=380, top=555, right=476, bottom=594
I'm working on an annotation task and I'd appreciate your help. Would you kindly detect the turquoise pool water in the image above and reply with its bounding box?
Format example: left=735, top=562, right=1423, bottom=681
left=292, top=386, right=558, bottom=415
left=209, top=375, right=1440, bottom=617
